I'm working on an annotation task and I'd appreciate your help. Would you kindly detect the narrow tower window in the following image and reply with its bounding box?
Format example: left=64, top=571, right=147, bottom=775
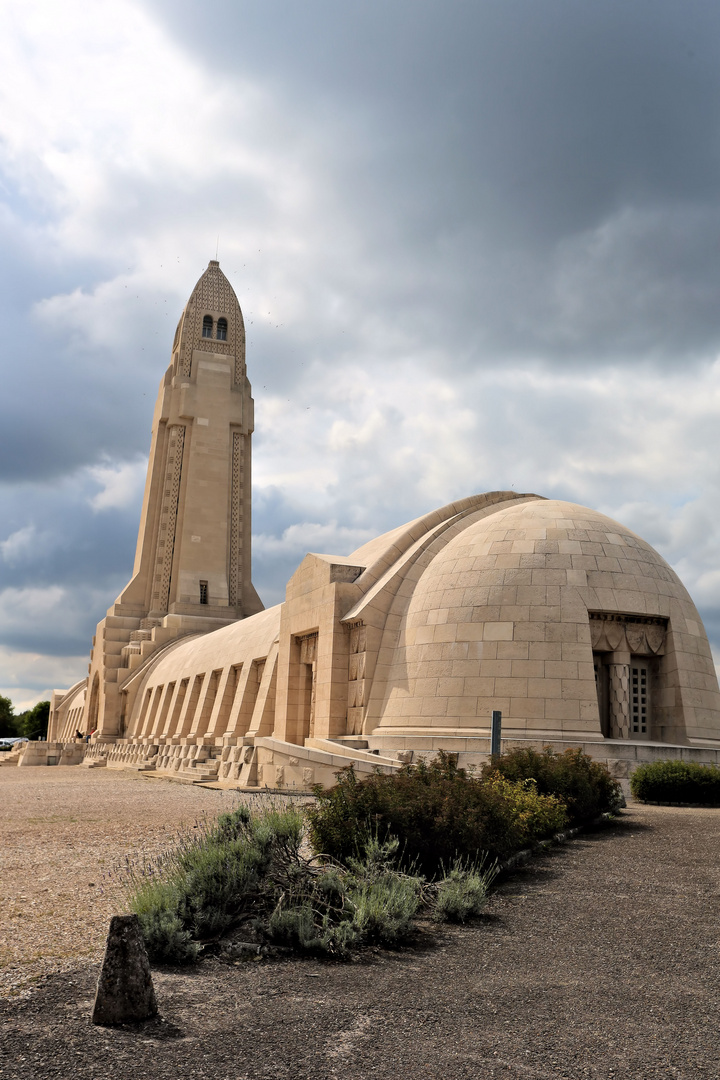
left=202, top=315, right=213, bottom=339
left=216, top=317, right=228, bottom=341
left=199, top=580, right=208, bottom=605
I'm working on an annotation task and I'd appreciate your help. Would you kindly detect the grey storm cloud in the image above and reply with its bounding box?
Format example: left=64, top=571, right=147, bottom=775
left=145, top=0, right=720, bottom=360
left=3, top=0, right=720, bottom=703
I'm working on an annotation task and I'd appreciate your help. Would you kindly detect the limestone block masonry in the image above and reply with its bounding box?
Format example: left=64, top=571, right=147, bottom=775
left=45, top=262, right=720, bottom=788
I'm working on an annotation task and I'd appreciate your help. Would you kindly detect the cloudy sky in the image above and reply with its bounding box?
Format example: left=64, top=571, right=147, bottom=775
left=2, top=0, right=720, bottom=708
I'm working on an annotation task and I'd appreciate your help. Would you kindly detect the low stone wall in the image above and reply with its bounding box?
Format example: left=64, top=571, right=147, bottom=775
left=16, top=740, right=86, bottom=767
left=78, top=734, right=405, bottom=790
left=364, top=733, right=720, bottom=778
left=37, top=733, right=720, bottom=795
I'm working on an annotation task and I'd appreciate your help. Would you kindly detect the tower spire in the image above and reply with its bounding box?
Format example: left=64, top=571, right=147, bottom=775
left=81, top=260, right=262, bottom=741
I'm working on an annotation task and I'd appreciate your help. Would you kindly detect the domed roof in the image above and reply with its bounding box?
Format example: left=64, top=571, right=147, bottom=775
left=370, top=498, right=720, bottom=745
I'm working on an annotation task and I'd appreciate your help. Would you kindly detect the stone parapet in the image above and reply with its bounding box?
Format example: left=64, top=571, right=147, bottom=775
left=16, top=741, right=85, bottom=766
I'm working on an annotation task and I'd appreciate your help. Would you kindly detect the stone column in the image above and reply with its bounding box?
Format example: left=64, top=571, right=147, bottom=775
left=608, top=653, right=631, bottom=739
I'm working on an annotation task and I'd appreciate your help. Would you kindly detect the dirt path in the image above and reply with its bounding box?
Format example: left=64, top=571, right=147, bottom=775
left=1, top=769, right=719, bottom=1079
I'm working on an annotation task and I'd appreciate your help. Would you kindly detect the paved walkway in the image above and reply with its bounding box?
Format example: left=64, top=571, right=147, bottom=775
left=1, top=801, right=719, bottom=1079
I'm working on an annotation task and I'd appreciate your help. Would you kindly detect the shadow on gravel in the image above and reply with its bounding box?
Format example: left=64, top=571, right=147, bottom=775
left=96, top=1016, right=186, bottom=1040
left=585, top=813, right=653, bottom=835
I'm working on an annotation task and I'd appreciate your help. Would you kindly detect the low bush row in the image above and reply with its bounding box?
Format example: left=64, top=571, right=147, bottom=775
left=630, top=759, right=720, bottom=805
left=307, top=747, right=621, bottom=875
left=125, top=746, right=621, bottom=964
left=125, top=804, right=498, bottom=963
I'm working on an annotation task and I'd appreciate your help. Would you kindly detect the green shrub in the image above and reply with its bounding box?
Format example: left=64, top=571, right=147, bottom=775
left=125, top=804, right=423, bottom=963
left=630, top=759, right=720, bottom=805
left=136, top=908, right=200, bottom=965
left=347, top=874, right=421, bottom=945
left=306, top=752, right=568, bottom=877
left=125, top=803, right=307, bottom=963
left=266, top=836, right=421, bottom=955
left=431, top=860, right=498, bottom=924
left=483, top=746, right=621, bottom=821
left=124, top=747, right=617, bottom=966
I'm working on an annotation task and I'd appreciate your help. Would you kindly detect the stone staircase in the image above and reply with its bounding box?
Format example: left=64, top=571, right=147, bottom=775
left=86, top=740, right=222, bottom=783
left=119, top=618, right=164, bottom=667
left=0, top=743, right=27, bottom=767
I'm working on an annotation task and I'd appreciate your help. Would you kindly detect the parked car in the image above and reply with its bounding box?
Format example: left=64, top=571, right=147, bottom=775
left=0, top=737, right=28, bottom=751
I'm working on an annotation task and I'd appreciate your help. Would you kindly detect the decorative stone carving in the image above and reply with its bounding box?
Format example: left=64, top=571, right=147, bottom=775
left=626, top=626, right=645, bottom=653
left=298, top=633, right=318, bottom=664
left=589, top=612, right=667, bottom=656
left=177, top=260, right=246, bottom=385
left=646, top=625, right=665, bottom=653
left=350, top=624, right=367, bottom=654
left=608, top=663, right=631, bottom=739
left=347, top=621, right=367, bottom=735
left=605, top=623, right=626, bottom=651
left=152, top=424, right=185, bottom=611
left=228, top=431, right=244, bottom=606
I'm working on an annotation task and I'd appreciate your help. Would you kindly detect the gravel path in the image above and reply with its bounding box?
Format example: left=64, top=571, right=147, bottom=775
left=1, top=769, right=719, bottom=1079
left=0, top=766, right=269, bottom=995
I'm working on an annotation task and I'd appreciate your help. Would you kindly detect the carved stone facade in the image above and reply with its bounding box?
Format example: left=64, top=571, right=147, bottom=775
left=347, top=622, right=367, bottom=735
left=590, top=613, right=667, bottom=740
left=298, top=632, right=318, bottom=740
left=153, top=424, right=186, bottom=611
left=173, top=260, right=246, bottom=386
left=589, top=612, right=667, bottom=656
left=228, top=431, right=246, bottom=607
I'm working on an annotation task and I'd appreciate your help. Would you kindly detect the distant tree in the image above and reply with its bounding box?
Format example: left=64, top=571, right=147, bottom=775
left=15, top=701, right=50, bottom=740
left=0, top=695, right=18, bottom=739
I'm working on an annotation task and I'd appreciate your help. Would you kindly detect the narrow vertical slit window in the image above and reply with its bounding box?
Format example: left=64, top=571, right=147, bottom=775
left=202, top=315, right=213, bottom=339
left=199, top=580, right=208, bottom=605
left=216, top=317, right=228, bottom=341
left=631, top=663, right=649, bottom=735
left=593, top=653, right=610, bottom=737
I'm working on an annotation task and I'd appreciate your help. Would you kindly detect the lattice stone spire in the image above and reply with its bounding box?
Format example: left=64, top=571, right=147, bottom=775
left=173, top=260, right=247, bottom=385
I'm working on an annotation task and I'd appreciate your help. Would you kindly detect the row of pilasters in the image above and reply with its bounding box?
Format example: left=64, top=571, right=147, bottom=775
left=127, top=645, right=278, bottom=745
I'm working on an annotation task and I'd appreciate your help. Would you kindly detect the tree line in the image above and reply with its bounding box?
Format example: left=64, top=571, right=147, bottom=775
left=0, top=695, right=50, bottom=741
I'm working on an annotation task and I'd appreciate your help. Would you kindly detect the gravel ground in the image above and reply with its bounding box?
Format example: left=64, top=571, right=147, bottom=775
left=0, top=766, right=275, bottom=995
left=1, top=768, right=719, bottom=1079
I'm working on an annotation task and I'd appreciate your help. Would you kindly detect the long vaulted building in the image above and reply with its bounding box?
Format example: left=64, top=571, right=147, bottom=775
left=46, top=262, right=720, bottom=786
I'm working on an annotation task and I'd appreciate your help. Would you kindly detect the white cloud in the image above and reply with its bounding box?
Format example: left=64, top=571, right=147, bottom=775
left=253, top=521, right=375, bottom=561
left=0, top=526, right=54, bottom=566
left=88, top=458, right=148, bottom=511
left=0, top=585, right=66, bottom=626
left=0, top=644, right=87, bottom=709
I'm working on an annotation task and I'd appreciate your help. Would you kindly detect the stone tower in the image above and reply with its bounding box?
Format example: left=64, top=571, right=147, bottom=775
left=82, top=260, right=263, bottom=741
